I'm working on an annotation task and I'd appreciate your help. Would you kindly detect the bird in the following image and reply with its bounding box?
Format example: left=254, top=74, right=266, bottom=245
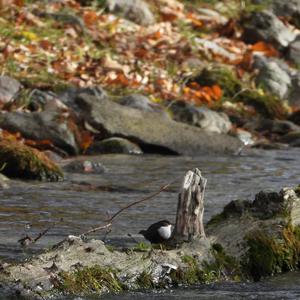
left=139, top=220, right=172, bottom=244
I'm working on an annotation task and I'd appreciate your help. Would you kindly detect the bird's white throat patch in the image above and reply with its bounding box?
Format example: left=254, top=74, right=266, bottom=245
left=158, top=224, right=172, bottom=239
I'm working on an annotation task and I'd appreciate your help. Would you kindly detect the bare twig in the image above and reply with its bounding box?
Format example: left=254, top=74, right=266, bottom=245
left=18, top=219, right=63, bottom=247
left=80, top=177, right=180, bottom=237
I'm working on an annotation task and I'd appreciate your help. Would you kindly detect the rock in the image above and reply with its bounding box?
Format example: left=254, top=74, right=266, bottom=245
left=28, top=90, right=69, bottom=112
left=207, top=187, right=300, bottom=280
left=280, top=130, right=300, bottom=146
left=58, top=86, right=108, bottom=113
left=75, top=93, right=242, bottom=155
left=0, top=76, right=22, bottom=105
left=0, top=111, right=80, bottom=155
left=86, top=137, right=143, bottom=155
left=289, top=110, right=300, bottom=125
left=244, top=118, right=300, bottom=136
left=289, top=73, right=300, bottom=108
left=252, top=141, right=289, bottom=150
left=233, top=128, right=255, bottom=146
left=242, top=10, right=297, bottom=48
left=119, top=94, right=164, bottom=113
left=253, top=55, right=292, bottom=99
left=107, top=0, right=155, bottom=26
left=0, top=173, right=9, bottom=189
left=271, top=0, right=300, bottom=28
left=288, top=35, right=300, bottom=65
left=168, top=101, right=232, bottom=134
left=63, top=160, right=106, bottom=174
left=0, top=139, right=63, bottom=181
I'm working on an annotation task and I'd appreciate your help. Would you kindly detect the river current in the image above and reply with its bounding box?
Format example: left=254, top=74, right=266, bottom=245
left=1, top=148, right=300, bottom=299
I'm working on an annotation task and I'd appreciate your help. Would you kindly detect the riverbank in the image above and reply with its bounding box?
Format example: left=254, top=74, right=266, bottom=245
left=1, top=166, right=300, bottom=298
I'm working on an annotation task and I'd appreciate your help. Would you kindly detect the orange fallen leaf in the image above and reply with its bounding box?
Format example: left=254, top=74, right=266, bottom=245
left=83, top=10, right=98, bottom=27
left=251, top=41, right=279, bottom=57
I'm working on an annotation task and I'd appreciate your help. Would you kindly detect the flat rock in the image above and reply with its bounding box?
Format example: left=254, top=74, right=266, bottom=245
left=75, top=93, right=242, bottom=155
left=289, top=73, right=300, bottom=108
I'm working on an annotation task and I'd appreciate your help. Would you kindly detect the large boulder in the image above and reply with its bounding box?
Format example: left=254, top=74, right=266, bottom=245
left=106, top=0, right=155, bottom=26
left=0, top=111, right=80, bottom=155
left=168, top=101, right=232, bottom=134
left=75, top=93, right=242, bottom=155
left=242, top=10, right=297, bottom=48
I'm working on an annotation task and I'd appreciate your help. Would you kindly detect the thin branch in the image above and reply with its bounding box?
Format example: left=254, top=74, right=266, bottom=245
left=80, top=222, right=112, bottom=237
left=80, top=177, right=180, bottom=237
left=107, top=181, right=175, bottom=223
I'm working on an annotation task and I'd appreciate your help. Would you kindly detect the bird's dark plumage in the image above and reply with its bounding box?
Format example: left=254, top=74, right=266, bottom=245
left=139, top=220, right=172, bottom=244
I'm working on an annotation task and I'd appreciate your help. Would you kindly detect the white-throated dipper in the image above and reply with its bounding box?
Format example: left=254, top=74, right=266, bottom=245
left=139, top=220, right=172, bottom=244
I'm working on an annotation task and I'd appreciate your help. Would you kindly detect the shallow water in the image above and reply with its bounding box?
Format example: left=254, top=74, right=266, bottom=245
left=1, top=148, right=300, bottom=298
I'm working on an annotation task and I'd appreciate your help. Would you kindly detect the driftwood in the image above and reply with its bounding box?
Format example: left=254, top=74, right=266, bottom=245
left=171, top=168, right=207, bottom=243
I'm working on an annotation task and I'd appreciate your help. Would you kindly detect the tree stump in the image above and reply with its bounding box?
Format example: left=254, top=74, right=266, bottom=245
left=170, top=168, right=207, bottom=244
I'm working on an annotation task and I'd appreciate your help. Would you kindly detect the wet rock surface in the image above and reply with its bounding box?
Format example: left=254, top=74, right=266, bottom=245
left=75, top=93, right=242, bottom=155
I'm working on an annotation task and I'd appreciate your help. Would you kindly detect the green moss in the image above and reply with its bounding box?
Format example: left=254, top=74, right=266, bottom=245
left=238, top=89, right=287, bottom=119
left=0, top=139, right=63, bottom=181
left=242, top=224, right=300, bottom=281
left=56, top=265, right=123, bottom=294
left=135, top=271, right=155, bottom=289
left=171, top=249, right=240, bottom=286
left=133, top=242, right=151, bottom=252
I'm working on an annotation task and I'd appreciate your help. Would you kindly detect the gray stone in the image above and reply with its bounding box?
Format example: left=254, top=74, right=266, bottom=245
left=63, top=160, right=106, bottom=173
left=75, top=93, right=242, bottom=155
left=0, top=76, right=22, bottom=104
left=271, top=0, right=300, bottom=28
left=107, top=0, right=155, bottom=26
left=289, top=73, right=300, bottom=108
left=0, top=112, right=79, bottom=155
left=58, top=86, right=108, bottom=113
left=169, top=101, right=232, bottom=134
left=254, top=55, right=292, bottom=99
left=119, top=94, right=163, bottom=113
left=288, top=35, right=300, bottom=65
left=242, top=10, right=297, bottom=48
left=87, top=137, right=143, bottom=155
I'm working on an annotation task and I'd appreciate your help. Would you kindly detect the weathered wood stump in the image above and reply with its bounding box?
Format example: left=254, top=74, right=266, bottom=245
left=170, top=168, right=207, bottom=244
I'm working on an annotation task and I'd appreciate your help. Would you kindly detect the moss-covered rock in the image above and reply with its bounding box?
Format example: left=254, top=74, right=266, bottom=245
left=0, top=138, right=63, bottom=181
left=242, top=224, right=300, bottom=281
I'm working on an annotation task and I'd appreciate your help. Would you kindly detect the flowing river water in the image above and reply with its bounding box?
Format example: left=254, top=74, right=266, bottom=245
left=1, top=148, right=300, bottom=299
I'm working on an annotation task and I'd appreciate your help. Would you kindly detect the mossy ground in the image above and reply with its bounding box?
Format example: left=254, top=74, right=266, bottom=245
left=0, top=138, right=63, bottom=181
left=55, top=265, right=124, bottom=295
left=242, top=224, right=300, bottom=281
